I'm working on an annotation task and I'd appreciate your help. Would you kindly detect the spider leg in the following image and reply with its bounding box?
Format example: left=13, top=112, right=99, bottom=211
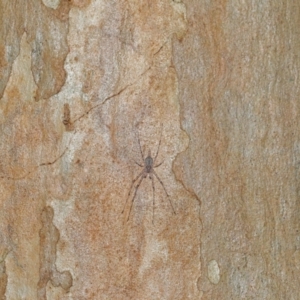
left=122, top=170, right=144, bottom=214
left=154, top=160, right=164, bottom=168
left=133, top=160, right=143, bottom=167
left=150, top=174, right=155, bottom=224
left=153, top=124, right=163, bottom=165
left=127, top=174, right=145, bottom=221
left=136, top=130, right=145, bottom=162
left=153, top=170, right=176, bottom=215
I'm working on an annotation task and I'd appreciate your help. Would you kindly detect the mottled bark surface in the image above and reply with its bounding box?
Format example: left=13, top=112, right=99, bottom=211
left=0, top=0, right=299, bottom=299
left=173, top=1, right=300, bottom=299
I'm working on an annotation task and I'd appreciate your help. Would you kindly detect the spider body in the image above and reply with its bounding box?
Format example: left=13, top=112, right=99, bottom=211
left=122, top=129, right=176, bottom=223
left=144, top=151, right=153, bottom=173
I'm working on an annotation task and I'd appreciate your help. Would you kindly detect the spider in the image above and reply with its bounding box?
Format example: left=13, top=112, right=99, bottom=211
left=122, top=128, right=176, bottom=222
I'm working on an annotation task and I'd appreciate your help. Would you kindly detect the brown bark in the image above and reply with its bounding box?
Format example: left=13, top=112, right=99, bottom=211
left=0, top=0, right=299, bottom=299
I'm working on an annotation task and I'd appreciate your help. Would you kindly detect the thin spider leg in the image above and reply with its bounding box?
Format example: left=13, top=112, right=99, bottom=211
left=127, top=175, right=145, bottom=221
left=154, top=160, right=164, bottom=168
left=136, top=130, right=144, bottom=162
left=153, top=170, right=176, bottom=214
left=122, top=170, right=144, bottom=214
left=133, top=159, right=143, bottom=167
left=153, top=124, right=163, bottom=164
left=150, top=174, right=155, bottom=224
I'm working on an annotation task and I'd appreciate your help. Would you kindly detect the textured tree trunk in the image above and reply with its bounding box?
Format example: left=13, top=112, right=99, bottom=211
left=1, top=0, right=299, bottom=299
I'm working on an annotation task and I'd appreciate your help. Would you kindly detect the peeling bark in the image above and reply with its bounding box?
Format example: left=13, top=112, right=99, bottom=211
left=38, top=206, right=72, bottom=299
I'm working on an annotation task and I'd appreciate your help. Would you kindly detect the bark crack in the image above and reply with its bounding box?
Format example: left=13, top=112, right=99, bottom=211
left=0, top=134, right=74, bottom=181
left=72, top=66, right=152, bottom=125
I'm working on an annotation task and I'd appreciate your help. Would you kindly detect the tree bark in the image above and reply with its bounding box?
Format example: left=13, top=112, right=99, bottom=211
left=0, top=0, right=299, bottom=299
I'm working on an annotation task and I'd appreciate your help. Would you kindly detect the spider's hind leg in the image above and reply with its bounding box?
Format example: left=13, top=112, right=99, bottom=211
left=150, top=174, right=155, bottom=224
left=122, top=170, right=144, bottom=215
left=153, top=170, right=176, bottom=215
left=126, top=174, right=145, bottom=221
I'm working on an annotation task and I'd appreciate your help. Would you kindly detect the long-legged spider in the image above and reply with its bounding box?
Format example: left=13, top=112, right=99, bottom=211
left=122, top=128, right=176, bottom=222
